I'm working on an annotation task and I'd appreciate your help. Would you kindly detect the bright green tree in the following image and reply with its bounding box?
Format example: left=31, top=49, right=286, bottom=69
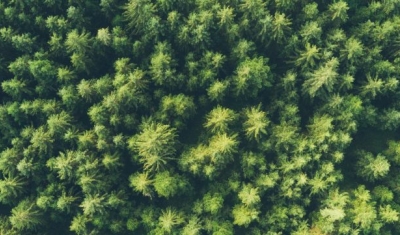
left=129, top=120, right=177, bottom=172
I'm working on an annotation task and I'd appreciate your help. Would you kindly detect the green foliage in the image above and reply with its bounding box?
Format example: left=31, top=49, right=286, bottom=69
left=65, top=29, right=92, bottom=54
left=271, top=12, right=292, bottom=42
left=204, top=106, right=236, bottom=134
left=150, top=42, right=177, bottom=86
left=0, top=175, right=26, bottom=203
left=1, top=78, right=30, bottom=100
left=232, top=204, right=259, bottom=227
left=47, top=151, right=80, bottom=180
left=328, top=1, right=349, bottom=22
left=0, top=1, right=400, bottom=234
left=302, top=58, right=339, bottom=98
left=243, top=105, right=269, bottom=141
left=181, top=216, right=202, bottom=235
left=356, top=152, right=390, bottom=181
left=159, top=94, right=196, bottom=122
left=207, top=81, right=229, bottom=101
left=295, top=43, right=320, bottom=70
left=129, top=171, right=153, bottom=197
left=379, top=205, right=399, bottom=223
left=350, top=185, right=379, bottom=231
left=129, top=120, right=177, bottom=172
left=157, top=208, right=184, bottom=233
left=238, top=184, right=260, bottom=206
left=9, top=199, right=42, bottom=231
left=233, top=57, right=272, bottom=97
left=80, top=194, right=107, bottom=216
left=203, top=193, right=223, bottom=215
left=153, top=171, right=187, bottom=198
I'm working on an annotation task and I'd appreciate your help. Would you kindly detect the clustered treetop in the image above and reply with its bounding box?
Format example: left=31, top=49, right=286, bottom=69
left=1, top=0, right=400, bottom=234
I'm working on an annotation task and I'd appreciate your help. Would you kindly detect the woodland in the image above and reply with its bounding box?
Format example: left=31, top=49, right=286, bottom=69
left=1, top=0, right=400, bottom=234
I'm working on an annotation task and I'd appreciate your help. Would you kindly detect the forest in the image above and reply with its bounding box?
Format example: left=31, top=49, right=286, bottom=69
left=0, top=0, right=400, bottom=234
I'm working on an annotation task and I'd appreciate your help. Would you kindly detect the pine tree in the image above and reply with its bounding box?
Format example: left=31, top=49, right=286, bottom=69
left=0, top=175, right=26, bottom=203
left=157, top=208, right=184, bottom=233
left=9, top=199, right=42, bottom=231
left=65, top=29, right=91, bottom=54
left=129, top=172, right=153, bottom=197
left=328, top=1, right=349, bottom=22
left=232, top=204, right=259, bottom=227
left=238, top=184, right=260, bottom=206
left=204, top=106, right=236, bottom=134
left=272, top=12, right=292, bottom=42
left=357, top=152, right=390, bottom=181
left=295, top=43, right=320, bottom=68
left=80, top=194, right=107, bottom=216
left=243, top=105, right=269, bottom=141
left=302, top=58, right=339, bottom=98
left=129, top=120, right=177, bottom=172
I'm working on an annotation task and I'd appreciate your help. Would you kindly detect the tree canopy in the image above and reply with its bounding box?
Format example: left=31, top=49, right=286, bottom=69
left=0, top=0, right=400, bottom=234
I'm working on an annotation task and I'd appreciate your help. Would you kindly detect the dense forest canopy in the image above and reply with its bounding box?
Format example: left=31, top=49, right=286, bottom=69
left=1, top=0, right=400, bottom=234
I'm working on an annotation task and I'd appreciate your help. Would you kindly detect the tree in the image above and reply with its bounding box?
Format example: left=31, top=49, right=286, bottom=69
left=80, top=194, right=107, bottom=216
left=1, top=78, right=30, bottom=100
left=129, top=120, right=177, bottom=172
left=9, top=199, right=42, bottom=231
left=0, top=175, right=26, bottom=203
left=160, top=94, right=196, bottom=121
left=302, top=58, right=339, bottom=98
left=307, top=114, right=333, bottom=143
left=232, top=204, right=259, bottom=227
left=47, top=111, right=72, bottom=135
left=77, top=79, right=96, bottom=101
left=299, top=21, right=322, bottom=42
left=149, top=42, right=176, bottom=86
left=340, top=37, right=363, bottom=62
left=124, top=0, right=157, bottom=32
left=217, top=6, right=235, bottom=27
left=379, top=205, right=399, bottom=223
left=181, top=217, right=202, bottom=235
left=129, top=172, right=153, bottom=197
left=70, top=52, right=92, bottom=73
left=272, top=12, right=292, bottom=42
left=238, top=184, right=260, bottom=206
left=231, top=39, right=255, bottom=60
left=157, top=208, right=184, bottom=233
left=69, top=214, right=90, bottom=234
left=350, top=186, right=378, bottom=231
left=204, top=106, right=236, bottom=134
left=47, top=151, right=80, bottom=180
left=11, top=33, right=35, bottom=53
left=272, top=122, right=298, bottom=150
left=96, top=27, right=112, bottom=45
left=208, top=133, right=238, bottom=165
left=56, top=191, right=79, bottom=213
left=243, top=105, right=269, bottom=141
left=239, top=0, right=267, bottom=20
left=30, top=126, right=53, bottom=154
left=328, top=1, right=349, bottom=23
left=357, top=152, right=390, bottom=181
left=295, top=43, right=320, bottom=68
left=302, top=3, right=319, bottom=20
left=207, top=81, right=229, bottom=101
left=319, top=188, right=348, bottom=224
left=360, top=74, right=384, bottom=98
left=65, top=30, right=92, bottom=54
left=233, top=57, right=272, bottom=97
left=378, top=108, right=400, bottom=130
left=203, top=193, right=224, bottom=215
left=153, top=171, right=187, bottom=198
left=58, top=85, right=79, bottom=108
left=57, top=67, right=76, bottom=83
